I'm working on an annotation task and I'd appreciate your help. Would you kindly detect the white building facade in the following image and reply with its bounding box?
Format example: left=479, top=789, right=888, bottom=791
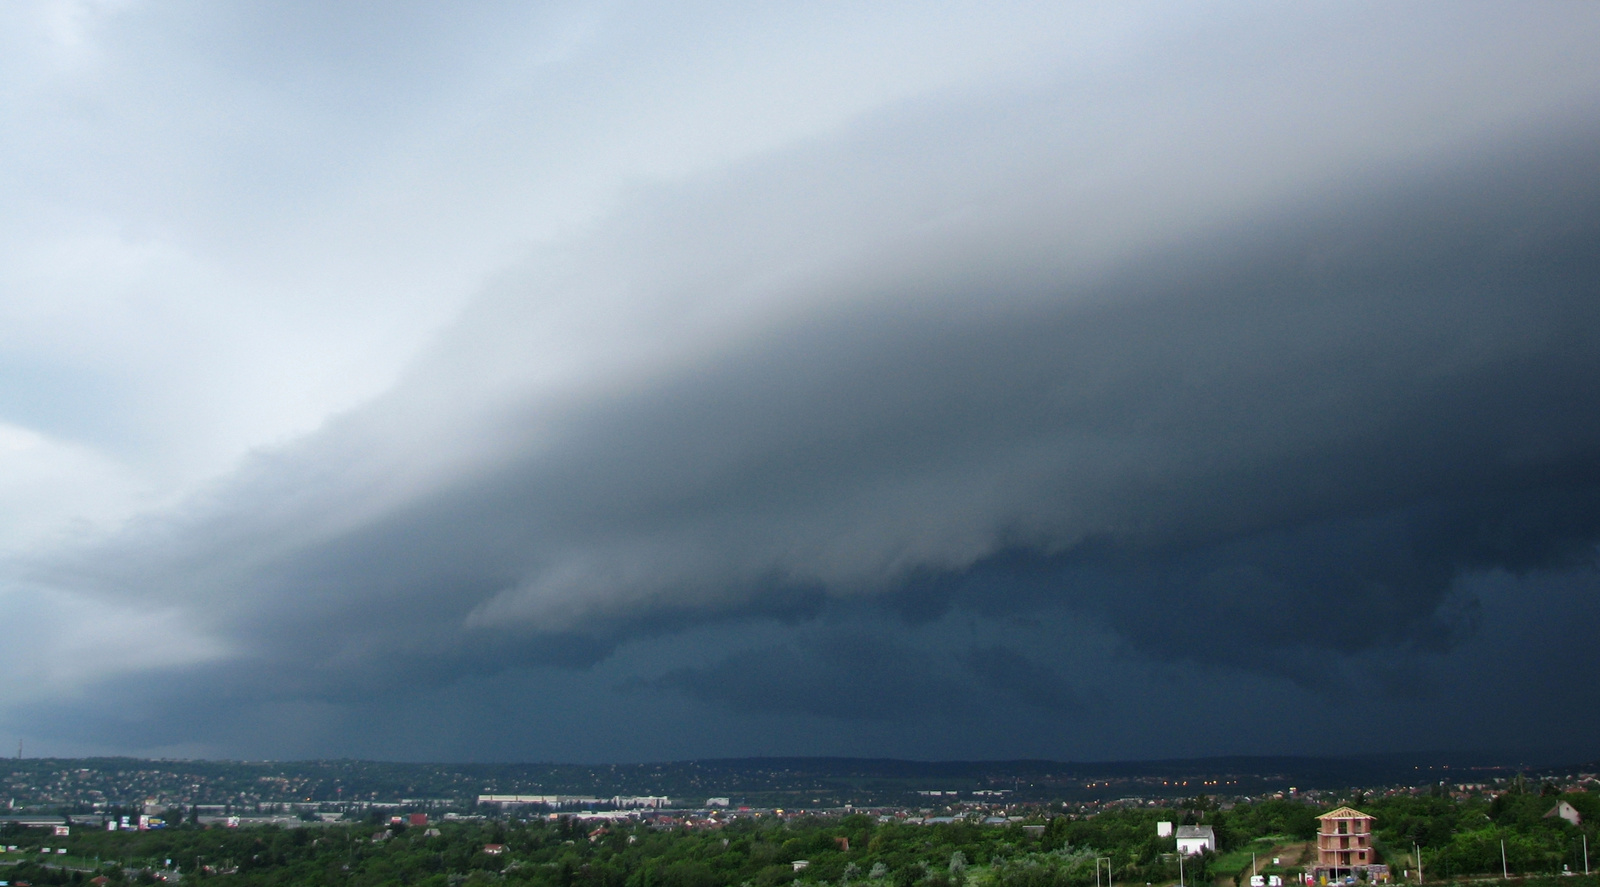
left=1176, top=825, right=1215, bottom=856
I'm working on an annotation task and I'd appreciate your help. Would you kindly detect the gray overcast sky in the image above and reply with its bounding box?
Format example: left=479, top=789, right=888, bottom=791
left=3, top=0, right=1600, bottom=763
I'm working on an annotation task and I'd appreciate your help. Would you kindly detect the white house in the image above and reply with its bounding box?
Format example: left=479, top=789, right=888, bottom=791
left=1175, top=825, right=1215, bottom=856
left=1545, top=801, right=1582, bottom=826
left=1157, top=821, right=1173, bottom=837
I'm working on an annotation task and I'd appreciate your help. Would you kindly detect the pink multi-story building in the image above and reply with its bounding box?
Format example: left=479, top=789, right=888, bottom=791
left=1311, top=807, right=1389, bottom=883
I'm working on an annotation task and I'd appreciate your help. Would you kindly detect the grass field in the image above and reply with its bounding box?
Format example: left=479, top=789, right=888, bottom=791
left=1212, top=840, right=1316, bottom=886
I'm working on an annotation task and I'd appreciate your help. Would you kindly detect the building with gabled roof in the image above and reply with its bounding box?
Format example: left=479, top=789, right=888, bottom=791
left=1545, top=800, right=1581, bottom=826
left=1176, top=825, right=1215, bottom=855
left=1311, top=807, right=1389, bottom=883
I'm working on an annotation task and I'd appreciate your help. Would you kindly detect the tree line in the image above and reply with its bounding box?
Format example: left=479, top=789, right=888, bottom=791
left=0, top=786, right=1593, bottom=887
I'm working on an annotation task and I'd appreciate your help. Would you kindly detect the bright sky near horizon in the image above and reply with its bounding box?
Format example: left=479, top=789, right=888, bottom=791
left=3, top=0, right=1600, bottom=763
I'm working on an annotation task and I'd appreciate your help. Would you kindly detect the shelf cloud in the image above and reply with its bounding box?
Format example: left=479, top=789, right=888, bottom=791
left=2, top=0, right=1599, bottom=762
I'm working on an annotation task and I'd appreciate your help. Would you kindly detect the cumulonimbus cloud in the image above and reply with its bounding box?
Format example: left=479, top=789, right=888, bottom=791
left=7, top=3, right=1600, bottom=755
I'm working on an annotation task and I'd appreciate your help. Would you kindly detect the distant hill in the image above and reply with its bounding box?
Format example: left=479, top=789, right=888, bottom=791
left=2, top=751, right=1591, bottom=811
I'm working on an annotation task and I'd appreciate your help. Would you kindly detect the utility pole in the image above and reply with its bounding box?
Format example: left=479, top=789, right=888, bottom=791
left=1583, top=835, right=1589, bottom=876
left=1415, top=844, right=1423, bottom=885
left=1180, top=853, right=1186, bottom=887
left=1501, top=839, right=1508, bottom=880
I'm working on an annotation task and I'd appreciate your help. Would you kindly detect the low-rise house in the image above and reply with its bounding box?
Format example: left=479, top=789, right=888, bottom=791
left=1546, top=801, right=1582, bottom=826
left=1176, top=825, right=1215, bottom=856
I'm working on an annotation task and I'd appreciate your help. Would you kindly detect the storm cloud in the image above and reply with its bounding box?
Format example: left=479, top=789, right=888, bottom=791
left=2, top=1, right=1599, bottom=761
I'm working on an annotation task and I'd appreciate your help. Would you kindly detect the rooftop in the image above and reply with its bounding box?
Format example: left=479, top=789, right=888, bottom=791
left=1317, top=807, right=1373, bottom=820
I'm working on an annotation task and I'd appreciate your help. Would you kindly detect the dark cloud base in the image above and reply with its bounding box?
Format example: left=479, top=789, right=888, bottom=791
left=13, top=108, right=1600, bottom=764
